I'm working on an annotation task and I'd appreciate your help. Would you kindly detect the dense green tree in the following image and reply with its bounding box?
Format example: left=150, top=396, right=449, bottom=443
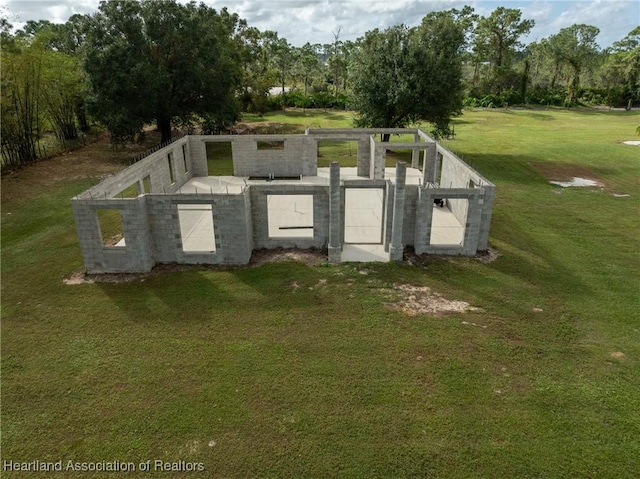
left=350, top=11, right=465, bottom=138
left=293, top=42, right=322, bottom=95
left=39, top=49, right=86, bottom=140
left=1, top=37, right=43, bottom=166
left=350, top=25, right=412, bottom=137
left=84, top=0, right=242, bottom=143
left=236, top=26, right=276, bottom=115
left=600, top=27, right=640, bottom=107
left=264, top=32, right=293, bottom=102
left=414, top=11, right=468, bottom=135
left=545, top=24, right=600, bottom=103
left=10, top=17, right=91, bottom=137
left=472, top=7, right=534, bottom=93
left=326, top=29, right=346, bottom=94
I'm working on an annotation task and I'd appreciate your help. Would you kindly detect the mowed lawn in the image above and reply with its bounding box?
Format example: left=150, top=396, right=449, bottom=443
left=1, top=108, right=639, bottom=478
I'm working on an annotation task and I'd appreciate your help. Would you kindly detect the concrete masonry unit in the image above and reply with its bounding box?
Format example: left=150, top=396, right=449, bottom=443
left=71, top=128, right=495, bottom=273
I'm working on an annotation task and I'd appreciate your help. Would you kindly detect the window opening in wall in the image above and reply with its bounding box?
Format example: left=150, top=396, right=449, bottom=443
left=429, top=197, right=468, bottom=246
left=344, top=188, right=385, bottom=244
left=267, top=195, right=313, bottom=238
left=316, top=140, right=358, bottom=168
left=178, top=204, right=216, bottom=253
left=418, top=149, right=426, bottom=170
left=257, top=140, right=285, bottom=150
left=436, top=152, right=444, bottom=185
left=117, top=183, right=139, bottom=198
left=182, top=144, right=189, bottom=174
left=385, top=148, right=412, bottom=168
left=141, top=175, right=151, bottom=193
left=206, top=141, right=233, bottom=176
left=97, top=209, right=126, bottom=247
left=168, top=153, right=176, bottom=184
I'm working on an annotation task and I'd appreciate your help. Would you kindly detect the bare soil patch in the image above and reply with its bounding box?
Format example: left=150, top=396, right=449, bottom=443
left=227, top=122, right=303, bottom=135
left=530, top=162, right=606, bottom=187
left=403, top=247, right=499, bottom=265
left=2, top=129, right=162, bottom=204
left=380, top=283, right=482, bottom=317
left=248, top=248, right=327, bottom=267
left=475, top=247, right=500, bottom=263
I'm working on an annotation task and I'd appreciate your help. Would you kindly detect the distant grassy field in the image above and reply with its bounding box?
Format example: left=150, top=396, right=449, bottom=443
left=1, top=108, right=639, bottom=478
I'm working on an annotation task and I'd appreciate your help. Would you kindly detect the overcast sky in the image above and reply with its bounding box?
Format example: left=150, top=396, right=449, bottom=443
left=2, top=0, right=638, bottom=48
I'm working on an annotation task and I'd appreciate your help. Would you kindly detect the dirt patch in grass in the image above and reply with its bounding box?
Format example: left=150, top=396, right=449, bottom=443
left=1, top=129, right=162, bottom=204
left=530, top=162, right=606, bottom=187
left=475, top=247, right=500, bottom=263
left=403, top=247, right=500, bottom=265
left=249, top=248, right=327, bottom=266
left=380, top=284, right=482, bottom=317
left=228, top=122, right=304, bottom=135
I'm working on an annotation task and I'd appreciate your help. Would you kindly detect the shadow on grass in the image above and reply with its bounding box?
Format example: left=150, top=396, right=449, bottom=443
left=460, top=153, right=625, bottom=187
left=279, top=109, right=350, bottom=120
left=504, top=110, right=557, bottom=121
left=96, top=262, right=326, bottom=323
left=450, top=153, right=547, bottom=186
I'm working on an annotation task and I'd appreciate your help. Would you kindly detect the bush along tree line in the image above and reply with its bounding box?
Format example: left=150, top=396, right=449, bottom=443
left=2, top=1, right=639, bottom=167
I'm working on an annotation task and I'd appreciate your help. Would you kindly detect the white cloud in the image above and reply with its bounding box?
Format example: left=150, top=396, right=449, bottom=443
left=542, top=0, right=638, bottom=46
left=2, top=0, right=637, bottom=47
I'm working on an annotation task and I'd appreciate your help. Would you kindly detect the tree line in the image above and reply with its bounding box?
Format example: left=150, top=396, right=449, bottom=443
left=1, top=0, right=638, bottom=167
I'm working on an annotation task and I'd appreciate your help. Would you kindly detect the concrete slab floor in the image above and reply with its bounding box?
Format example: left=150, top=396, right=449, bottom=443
left=430, top=205, right=464, bottom=245
left=341, top=244, right=389, bottom=262
left=177, top=204, right=216, bottom=253
left=176, top=172, right=464, bottom=256
left=178, top=167, right=424, bottom=194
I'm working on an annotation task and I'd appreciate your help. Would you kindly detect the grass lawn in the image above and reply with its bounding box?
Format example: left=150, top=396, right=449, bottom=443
left=1, top=108, right=639, bottom=478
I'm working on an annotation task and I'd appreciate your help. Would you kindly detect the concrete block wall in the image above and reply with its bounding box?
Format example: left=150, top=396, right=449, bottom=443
left=249, top=184, right=330, bottom=250
left=402, top=185, right=419, bottom=246
left=369, top=136, right=383, bottom=179
left=72, top=128, right=494, bottom=273
left=383, top=182, right=394, bottom=250
left=477, top=185, right=496, bottom=251
left=231, top=135, right=317, bottom=177
left=422, top=143, right=437, bottom=183
left=71, top=197, right=153, bottom=273
left=438, top=144, right=494, bottom=228
left=413, top=187, right=483, bottom=256
left=305, top=130, right=372, bottom=177
left=77, top=138, right=192, bottom=200
left=189, top=135, right=319, bottom=178
left=188, top=137, right=209, bottom=176
left=389, top=162, right=407, bottom=261
left=147, top=191, right=253, bottom=266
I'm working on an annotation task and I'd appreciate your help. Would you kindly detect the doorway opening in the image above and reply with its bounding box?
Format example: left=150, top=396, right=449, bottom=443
left=429, top=198, right=467, bottom=246
left=178, top=204, right=216, bottom=253
left=206, top=142, right=233, bottom=176
left=344, top=188, right=385, bottom=244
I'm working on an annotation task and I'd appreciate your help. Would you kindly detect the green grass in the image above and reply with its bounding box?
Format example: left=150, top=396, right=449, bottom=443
left=2, top=108, right=639, bottom=478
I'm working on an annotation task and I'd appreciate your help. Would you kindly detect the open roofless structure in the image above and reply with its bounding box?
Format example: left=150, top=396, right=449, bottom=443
left=71, top=128, right=495, bottom=273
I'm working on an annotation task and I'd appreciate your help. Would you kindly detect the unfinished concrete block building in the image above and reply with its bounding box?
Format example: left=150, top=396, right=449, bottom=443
left=71, top=128, right=495, bottom=273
